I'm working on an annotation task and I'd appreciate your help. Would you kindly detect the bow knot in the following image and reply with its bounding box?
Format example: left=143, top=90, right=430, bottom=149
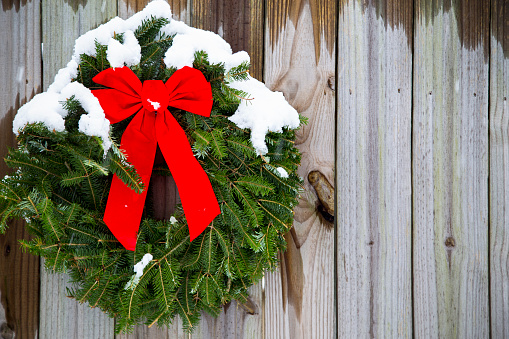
left=92, top=66, right=220, bottom=251
left=141, top=80, right=168, bottom=113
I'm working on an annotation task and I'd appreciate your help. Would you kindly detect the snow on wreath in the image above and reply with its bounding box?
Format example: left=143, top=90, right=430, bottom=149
left=13, top=0, right=300, bottom=155
left=1, top=0, right=304, bottom=333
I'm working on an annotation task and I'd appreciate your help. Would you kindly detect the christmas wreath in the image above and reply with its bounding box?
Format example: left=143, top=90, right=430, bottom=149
left=0, top=1, right=303, bottom=333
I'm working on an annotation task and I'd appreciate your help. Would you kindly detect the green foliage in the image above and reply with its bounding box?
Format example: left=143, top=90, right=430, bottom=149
left=0, top=15, right=303, bottom=334
left=76, top=41, right=111, bottom=88
left=133, top=16, right=173, bottom=81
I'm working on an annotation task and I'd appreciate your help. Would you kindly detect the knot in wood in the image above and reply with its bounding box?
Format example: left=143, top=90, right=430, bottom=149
left=0, top=322, right=14, bottom=339
left=3, top=244, right=10, bottom=257
left=445, top=237, right=456, bottom=248
left=327, top=77, right=335, bottom=91
left=308, top=170, right=334, bottom=223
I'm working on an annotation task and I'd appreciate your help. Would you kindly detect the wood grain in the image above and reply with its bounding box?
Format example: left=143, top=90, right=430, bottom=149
left=0, top=1, right=41, bottom=338
left=119, top=0, right=190, bottom=22
left=191, top=0, right=263, bottom=81
left=42, top=0, right=117, bottom=90
left=264, top=0, right=336, bottom=337
left=336, top=0, right=413, bottom=337
left=115, top=318, right=184, bottom=339
left=413, top=0, right=489, bottom=337
left=490, top=0, right=509, bottom=337
left=190, top=287, right=263, bottom=339
left=39, top=271, right=114, bottom=339
left=40, top=1, right=117, bottom=337
left=189, top=1, right=265, bottom=337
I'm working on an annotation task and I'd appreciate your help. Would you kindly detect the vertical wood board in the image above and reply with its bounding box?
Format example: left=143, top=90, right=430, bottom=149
left=191, top=0, right=263, bottom=81
left=39, top=1, right=117, bottom=338
left=0, top=1, right=42, bottom=338
left=119, top=0, right=190, bottom=23
left=189, top=1, right=264, bottom=337
left=189, top=286, right=263, bottom=339
left=412, top=0, right=489, bottom=337
left=489, top=0, right=509, bottom=337
left=39, top=271, right=115, bottom=339
left=336, top=0, right=413, bottom=337
left=42, top=0, right=118, bottom=91
left=264, top=0, right=336, bottom=338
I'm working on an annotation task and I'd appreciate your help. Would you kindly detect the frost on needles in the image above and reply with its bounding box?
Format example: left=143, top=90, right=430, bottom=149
left=0, top=1, right=304, bottom=334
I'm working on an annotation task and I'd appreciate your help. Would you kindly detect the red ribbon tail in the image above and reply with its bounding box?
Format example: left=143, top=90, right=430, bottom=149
left=103, top=175, right=148, bottom=250
left=156, top=110, right=220, bottom=241
left=103, top=111, right=158, bottom=251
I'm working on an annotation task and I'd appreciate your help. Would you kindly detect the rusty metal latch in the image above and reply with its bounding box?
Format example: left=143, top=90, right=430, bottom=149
left=308, top=170, right=334, bottom=222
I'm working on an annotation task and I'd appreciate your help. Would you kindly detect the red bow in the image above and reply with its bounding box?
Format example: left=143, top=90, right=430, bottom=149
left=92, top=66, right=220, bottom=251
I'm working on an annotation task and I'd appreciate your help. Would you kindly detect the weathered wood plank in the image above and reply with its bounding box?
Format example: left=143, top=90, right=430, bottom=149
left=42, top=0, right=117, bottom=90
left=413, top=0, right=489, bottom=337
left=336, top=0, right=413, bottom=337
left=119, top=0, right=190, bottom=22
left=0, top=1, right=42, bottom=338
left=490, top=0, right=509, bottom=337
left=115, top=319, right=184, bottom=339
left=40, top=1, right=117, bottom=338
left=39, top=271, right=115, bottom=339
left=190, top=286, right=262, bottom=339
left=191, top=0, right=263, bottom=81
left=264, top=0, right=336, bottom=337
left=189, top=1, right=264, bottom=338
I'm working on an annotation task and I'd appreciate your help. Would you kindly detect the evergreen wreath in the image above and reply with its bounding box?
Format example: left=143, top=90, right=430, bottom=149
left=0, top=1, right=303, bottom=333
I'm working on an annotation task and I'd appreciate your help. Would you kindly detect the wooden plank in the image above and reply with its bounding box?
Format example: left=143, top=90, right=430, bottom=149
left=119, top=0, right=190, bottom=22
left=118, top=285, right=261, bottom=339
left=42, top=0, right=117, bottom=90
left=115, top=320, right=184, bottom=339
left=189, top=1, right=264, bottom=338
left=264, top=0, right=336, bottom=338
left=413, top=0, right=489, bottom=337
left=39, top=272, right=115, bottom=339
left=490, top=0, right=509, bottom=337
left=190, top=286, right=262, bottom=339
left=191, top=0, right=263, bottom=81
left=39, top=1, right=117, bottom=338
left=336, top=0, right=413, bottom=337
left=0, top=1, right=42, bottom=338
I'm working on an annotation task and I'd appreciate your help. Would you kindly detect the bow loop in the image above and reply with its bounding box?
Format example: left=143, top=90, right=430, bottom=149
left=93, top=67, right=143, bottom=98
left=92, top=66, right=220, bottom=251
left=165, top=66, right=213, bottom=116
